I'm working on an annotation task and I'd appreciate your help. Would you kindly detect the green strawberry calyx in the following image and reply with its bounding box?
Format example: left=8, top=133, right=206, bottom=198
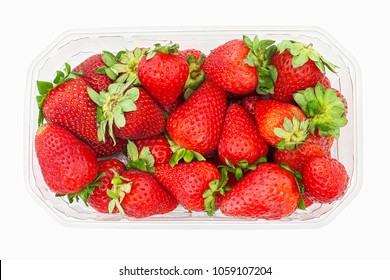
left=97, top=48, right=148, bottom=85
left=243, top=35, right=277, bottom=95
left=87, top=82, right=140, bottom=144
left=36, top=62, right=82, bottom=125
left=107, top=169, right=132, bottom=215
left=56, top=172, right=106, bottom=206
left=274, top=116, right=310, bottom=151
left=165, top=133, right=206, bottom=167
left=145, top=41, right=180, bottom=60
left=293, top=83, right=347, bottom=138
left=183, top=53, right=206, bottom=99
left=126, top=140, right=155, bottom=173
left=279, top=163, right=307, bottom=210
left=220, top=157, right=267, bottom=181
left=203, top=168, right=231, bottom=216
left=277, top=40, right=337, bottom=74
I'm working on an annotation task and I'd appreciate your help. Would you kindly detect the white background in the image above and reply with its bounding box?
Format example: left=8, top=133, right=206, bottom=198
left=0, top=0, right=389, bottom=265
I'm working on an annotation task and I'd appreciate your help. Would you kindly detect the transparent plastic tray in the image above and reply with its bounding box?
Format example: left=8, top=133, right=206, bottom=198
left=25, top=26, right=362, bottom=228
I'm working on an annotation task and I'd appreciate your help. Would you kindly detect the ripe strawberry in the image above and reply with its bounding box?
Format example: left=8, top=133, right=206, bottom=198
left=85, top=137, right=127, bottom=158
left=273, top=134, right=331, bottom=173
left=88, top=84, right=166, bottom=142
left=73, top=54, right=112, bottom=92
left=134, top=135, right=172, bottom=166
left=242, top=95, right=263, bottom=116
left=155, top=162, right=221, bottom=212
left=293, top=82, right=347, bottom=138
left=220, top=163, right=300, bottom=219
left=254, top=100, right=309, bottom=150
left=159, top=95, right=185, bottom=115
left=107, top=170, right=178, bottom=218
left=166, top=80, right=227, bottom=162
left=302, top=156, right=349, bottom=203
left=179, top=49, right=206, bottom=99
left=138, top=42, right=189, bottom=105
left=270, top=40, right=337, bottom=103
left=36, top=64, right=99, bottom=143
left=35, top=123, right=98, bottom=195
left=204, top=36, right=276, bottom=95
left=81, top=159, right=126, bottom=213
left=218, top=104, right=269, bottom=167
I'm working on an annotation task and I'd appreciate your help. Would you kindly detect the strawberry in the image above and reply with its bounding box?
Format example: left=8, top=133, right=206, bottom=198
left=270, top=40, right=337, bottom=103
left=36, top=64, right=99, bottom=143
left=218, top=104, right=269, bottom=172
left=273, top=134, right=331, bottom=173
left=134, top=135, right=172, bottom=166
left=302, top=156, right=349, bottom=203
left=73, top=54, right=112, bottom=92
left=107, top=170, right=178, bottom=218
left=159, top=95, right=185, bottom=115
left=220, top=163, right=300, bottom=219
left=35, top=123, right=98, bottom=195
left=242, top=95, right=263, bottom=116
left=155, top=162, right=221, bottom=212
left=293, top=83, right=347, bottom=138
left=254, top=100, right=309, bottom=150
left=166, top=80, right=227, bottom=164
left=87, top=84, right=166, bottom=142
left=85, top=136, right=127, bottom=158
left=67, top=159, right=126, bottom=213
left=138, top=42, right=189, bottom=105
left=204, top=36, right=276, bottom=95
left=179, top=49, right=206, bottom=99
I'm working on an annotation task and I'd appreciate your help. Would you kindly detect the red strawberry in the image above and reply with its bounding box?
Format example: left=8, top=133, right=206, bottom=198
left=36, top=64, right=99, bottom=143
left=302, top=156, right=349, bottom=203
left=134, top=135, right=172, bottom=166
left=88, top=84, right=166, bottom=142
left=293, top=83, right=347, bottom=138
left=35, top=123, right=98, bottom=195
left=319, top=76, right=331, bottom=87
left=242, top=95, right=263, bottom=116
left=179, top=49, right=206, bottom=99
left=220, top=163, right=300, bottom=219
left=108, top=170, right=178, bottom=218
left=73, top=54, right=112, bottom=92
left=254, top=100, right=309, bottom=150
left=159, top=95, right=185, bottom=115
left=138, top=42, right=189, bottom=105
left=204, top=36, right=276, bottom=95
left=155, top=162, right=221, bottom=212
left=270, top=40, right=337, bottom=103
left=273, top=134, right=331, bottom=173
left=167, top=80, right=227, bottom=162
left=85, top=136, right=127, bottom=158
left=86, top=159, right=126, bottom=213
left=301, top=193, right=314, bottom=208
left=218, top=104, right=269, bottom=167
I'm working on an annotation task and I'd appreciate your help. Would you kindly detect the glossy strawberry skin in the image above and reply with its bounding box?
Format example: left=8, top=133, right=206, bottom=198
left=179, top=49, right=205, bottom=61
left=114, top=88, right=166, bottom=140
left=120, top=170, right=178, bottom=218
left=134, top=135, right=172, bottom=165
left=204, top=39, right=257, bottom=94
left=242, top=95, right=263, bottom=116
left=85, top=137, right=127, bottom=158
left=155, top=162, right=220, bottom=212
left=159, top=95, right=185, bottom=115
left=42, top=77, right=99, bottom=143
left=271, top=50, right=325, bottom=103
left=218, top=104, right=269, bottom=165
left=35, top=123, right=98, bottom=195
left=138, top=53, right=189, bottom=106
left=167, top=81, right=227, bottom=155
left=302, top=156, right=349, bottom=203
left=87, top=159, right=126, bottom=213
left=255, top=100, right=306, bottom=146
left=73, top=54, right=112, bottom=92
left=273, top=134, right=331, bottom=173
left=220, top=163, right=299, bottom=219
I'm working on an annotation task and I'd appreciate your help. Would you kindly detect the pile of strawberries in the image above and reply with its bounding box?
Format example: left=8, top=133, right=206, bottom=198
left=34, top=35, right=349, bottom=220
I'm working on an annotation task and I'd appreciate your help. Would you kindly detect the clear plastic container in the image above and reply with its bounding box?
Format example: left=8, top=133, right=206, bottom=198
left=25, top=26, right=362, bottom=228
